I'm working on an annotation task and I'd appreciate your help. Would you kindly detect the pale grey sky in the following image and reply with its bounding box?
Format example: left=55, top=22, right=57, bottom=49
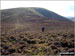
left=1, top=1, right=74, bottom=17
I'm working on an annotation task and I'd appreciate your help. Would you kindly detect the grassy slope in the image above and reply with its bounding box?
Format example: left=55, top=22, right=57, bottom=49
left=28, top=8, right=44, bottom=17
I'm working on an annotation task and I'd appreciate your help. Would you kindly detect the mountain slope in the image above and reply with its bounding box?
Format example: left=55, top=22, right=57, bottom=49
left=1, top=7, right=74, bottom=33
left=33, top=8, right=72, bottom=21
left=1, top=7, right=72, bottom=22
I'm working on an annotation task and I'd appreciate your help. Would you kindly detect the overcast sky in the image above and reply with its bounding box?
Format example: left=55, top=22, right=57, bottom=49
left=1, top=1, right=74, bottom=17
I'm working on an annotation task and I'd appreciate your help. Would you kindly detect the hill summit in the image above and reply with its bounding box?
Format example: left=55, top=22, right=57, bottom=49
left=1, top=7, right=72, bottom=21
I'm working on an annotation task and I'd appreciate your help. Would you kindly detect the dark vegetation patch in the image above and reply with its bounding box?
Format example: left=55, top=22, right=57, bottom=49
left=1, top=32, right=74, bottom=55
left=8, top=49, right=16, bottom=54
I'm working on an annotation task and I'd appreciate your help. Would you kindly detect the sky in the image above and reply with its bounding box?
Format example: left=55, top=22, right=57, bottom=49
left=1, top=1, right=74, bottom=17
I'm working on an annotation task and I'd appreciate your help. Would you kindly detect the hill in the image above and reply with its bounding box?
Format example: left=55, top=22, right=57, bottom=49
left=1, top=7, right=74, bottom=33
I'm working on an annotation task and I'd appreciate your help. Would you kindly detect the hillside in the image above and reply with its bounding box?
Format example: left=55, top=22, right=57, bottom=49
left=1, top=7, right=72, bottom=21
left=1, top=7, right=74, bottom=32
left=1, top=7, right=74, bottom=55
